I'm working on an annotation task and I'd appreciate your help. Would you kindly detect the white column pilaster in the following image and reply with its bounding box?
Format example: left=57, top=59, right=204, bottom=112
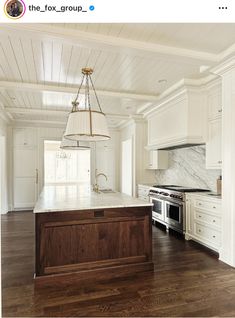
left=213, top=56, right=235, bottom=267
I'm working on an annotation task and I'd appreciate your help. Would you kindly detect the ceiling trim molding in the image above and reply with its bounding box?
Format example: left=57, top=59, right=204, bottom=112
left=0, top=24, right=220, bottom=63
left=0, top=81, right=159, bottom=102
left=138, top=73, right=220, bottom=115
left=5, top=106, right=130, bottom=121
left=12, top=118, right=120, bottom=129
left=0, top=102, right=12, bottom=123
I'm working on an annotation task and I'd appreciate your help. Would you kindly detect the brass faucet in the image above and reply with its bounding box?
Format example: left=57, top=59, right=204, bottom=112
left=93, top=169, right=108, bottom=193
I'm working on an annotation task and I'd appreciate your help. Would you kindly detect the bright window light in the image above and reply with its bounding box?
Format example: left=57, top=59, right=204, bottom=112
left=44, top=140, right=91, bottom=185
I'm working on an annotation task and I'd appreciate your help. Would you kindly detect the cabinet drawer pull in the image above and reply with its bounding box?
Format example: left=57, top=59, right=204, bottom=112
left=199, top=229, right=201, bottom=232
left=218, top=161, right=222, bottom=164
left=198, top=203, right=202, bottom=206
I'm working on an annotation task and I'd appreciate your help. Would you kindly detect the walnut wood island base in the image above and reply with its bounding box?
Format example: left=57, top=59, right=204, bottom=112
left=34, top=185, right=153, bottom=283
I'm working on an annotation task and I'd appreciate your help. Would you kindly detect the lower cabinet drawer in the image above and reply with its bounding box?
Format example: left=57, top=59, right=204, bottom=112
left=195, top=210, right=221, bottom=228
left=195, top=199, right=221, bottom=213
left=194, top=222, right=221, bottom=246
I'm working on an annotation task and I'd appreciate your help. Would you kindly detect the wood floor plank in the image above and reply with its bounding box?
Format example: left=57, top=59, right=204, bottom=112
left=2, top=211, right=235, bottom=317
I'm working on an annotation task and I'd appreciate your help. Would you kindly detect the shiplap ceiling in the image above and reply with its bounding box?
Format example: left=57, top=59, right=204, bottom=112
left=1, top=23, right=235, bottom=127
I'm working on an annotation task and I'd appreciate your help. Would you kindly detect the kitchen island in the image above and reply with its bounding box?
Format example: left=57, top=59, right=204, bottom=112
left=34, top=185, right=153, bottom=282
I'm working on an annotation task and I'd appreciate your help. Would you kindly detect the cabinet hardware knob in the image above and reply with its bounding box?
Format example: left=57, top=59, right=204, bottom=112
left=218, top=161, right=222, bottom=164
left=213, top=220, right=216, bottom=222
left=213, top=206, right=216, bottom=209
left=199, top=215, right=202, bottom=218
left=199, top=229, right=201, bottom=232
left=213, top=235, right=216, bottom=238
left=199, top=203, right=202, bottom=206
left=218, top=109, right=222, bottom=113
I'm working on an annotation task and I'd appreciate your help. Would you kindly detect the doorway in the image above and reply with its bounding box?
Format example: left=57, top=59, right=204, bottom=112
left=44, top=140, right=91, bottom=185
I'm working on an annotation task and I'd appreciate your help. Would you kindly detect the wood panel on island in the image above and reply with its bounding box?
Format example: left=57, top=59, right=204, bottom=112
left=34, top=185, right=154, bottom=284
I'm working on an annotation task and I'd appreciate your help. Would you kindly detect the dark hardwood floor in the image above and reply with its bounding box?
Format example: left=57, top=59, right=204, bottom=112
left=2, top=211, right=235, bottom=317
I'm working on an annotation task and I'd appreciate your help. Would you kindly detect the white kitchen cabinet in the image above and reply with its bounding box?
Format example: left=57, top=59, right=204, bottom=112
left=206, top=118, right=222, bottom=169
left=147, top=89, right=206, bottom=149
left=13, top=128, right=37, bottom=148
left=146, top=150, right=168, bottom=169
left=13, top=128, right=38, bottom=210
left=185, top=193, right=222, bottom=252
left=207, top=82, right=222, bottom=120
left=137, top=184, right=151, bottom=202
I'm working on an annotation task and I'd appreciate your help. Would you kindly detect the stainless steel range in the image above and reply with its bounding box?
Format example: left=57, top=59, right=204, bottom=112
left=149, top=185, right=209, bottom=234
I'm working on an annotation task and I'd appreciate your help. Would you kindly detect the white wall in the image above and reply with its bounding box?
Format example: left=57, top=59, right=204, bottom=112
left=0, top=116, right=8, bottom=213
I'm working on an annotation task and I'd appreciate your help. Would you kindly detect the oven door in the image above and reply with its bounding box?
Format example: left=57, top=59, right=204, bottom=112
left=150, top=196, right=165, bottom=222
left=165, top=200, right=184, bottom=232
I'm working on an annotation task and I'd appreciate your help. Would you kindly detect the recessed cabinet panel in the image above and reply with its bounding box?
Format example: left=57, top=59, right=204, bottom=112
left=208, top=84, right=222, bottom=120
left=14, top=178, right=37, bottom=208
left=194, top=222, right=221, bottom=247
left=13, top=128, right=37, bottom=148
left=206, top=119, right=222, bottom=169
left=14, top=149, right=37, bottom=177
left=13, top=128, right=38, bottom=210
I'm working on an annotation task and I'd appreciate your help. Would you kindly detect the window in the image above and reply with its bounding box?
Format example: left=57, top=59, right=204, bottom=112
left=44, top=140, right=90, bottom=185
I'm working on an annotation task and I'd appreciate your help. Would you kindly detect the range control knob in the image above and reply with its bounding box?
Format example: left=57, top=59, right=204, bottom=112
left=170, top=194, right=182, bottom=200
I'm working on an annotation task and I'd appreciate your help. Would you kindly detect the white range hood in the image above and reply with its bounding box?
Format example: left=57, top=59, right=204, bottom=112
left=146, top=87, right=207, bottom=150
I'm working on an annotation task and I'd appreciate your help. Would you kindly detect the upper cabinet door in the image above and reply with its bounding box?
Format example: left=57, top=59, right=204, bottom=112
left=13, top=128, right=37, bottom=148
left=208, top=83, right=222, bottom=120
left=206, top=118, right=222, bottom=169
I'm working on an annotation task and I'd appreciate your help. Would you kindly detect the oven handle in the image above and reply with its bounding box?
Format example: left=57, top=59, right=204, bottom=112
left=150, top=194, right=184, bottom=206
left=165, top=200, right=184, bottom=207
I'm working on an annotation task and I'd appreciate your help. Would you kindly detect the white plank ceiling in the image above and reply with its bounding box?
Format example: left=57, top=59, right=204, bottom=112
left=1, top=23, right=235, bottom=127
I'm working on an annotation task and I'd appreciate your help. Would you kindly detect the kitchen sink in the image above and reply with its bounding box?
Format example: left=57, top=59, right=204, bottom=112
left=99, top=189, right=116, bottom=194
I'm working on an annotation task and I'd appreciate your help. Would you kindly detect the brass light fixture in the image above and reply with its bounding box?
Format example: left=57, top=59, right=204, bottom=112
left=60, top=134, right=90, bottom=150
left=64, top=68, right=110, bottom=142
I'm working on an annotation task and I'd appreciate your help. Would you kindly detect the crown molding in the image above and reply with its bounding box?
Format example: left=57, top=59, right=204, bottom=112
left=211, top=56, right=235, bottom=76
left=0, top=80, right=159, bottom=103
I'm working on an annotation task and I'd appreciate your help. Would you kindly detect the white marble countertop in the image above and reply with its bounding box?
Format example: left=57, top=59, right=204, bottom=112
left=34, top=184, right=153, bottom=213
left=186, top=192, right=222, bottom=199
left=137, top=183, right=153, bottom=188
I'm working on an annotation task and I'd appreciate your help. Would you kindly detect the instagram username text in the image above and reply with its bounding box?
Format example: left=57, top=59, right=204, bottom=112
left=28, top=5, right=88, bottom=13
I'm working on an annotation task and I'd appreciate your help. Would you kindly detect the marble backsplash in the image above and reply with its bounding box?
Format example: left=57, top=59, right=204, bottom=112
left=155, top=146, right=221, bottom=192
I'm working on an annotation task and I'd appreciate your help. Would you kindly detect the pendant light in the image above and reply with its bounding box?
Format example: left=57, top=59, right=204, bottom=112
left=60, top=134, right=90, bottom=150
left=64, top=68, right=110, bottom=142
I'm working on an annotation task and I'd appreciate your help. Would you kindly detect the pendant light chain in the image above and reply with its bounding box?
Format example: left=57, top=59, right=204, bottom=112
left=72, top=73, right=86, bottom=111
left=84, top=73, right=89, bottom=110
left=88, top=74, right=103, bottom=113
